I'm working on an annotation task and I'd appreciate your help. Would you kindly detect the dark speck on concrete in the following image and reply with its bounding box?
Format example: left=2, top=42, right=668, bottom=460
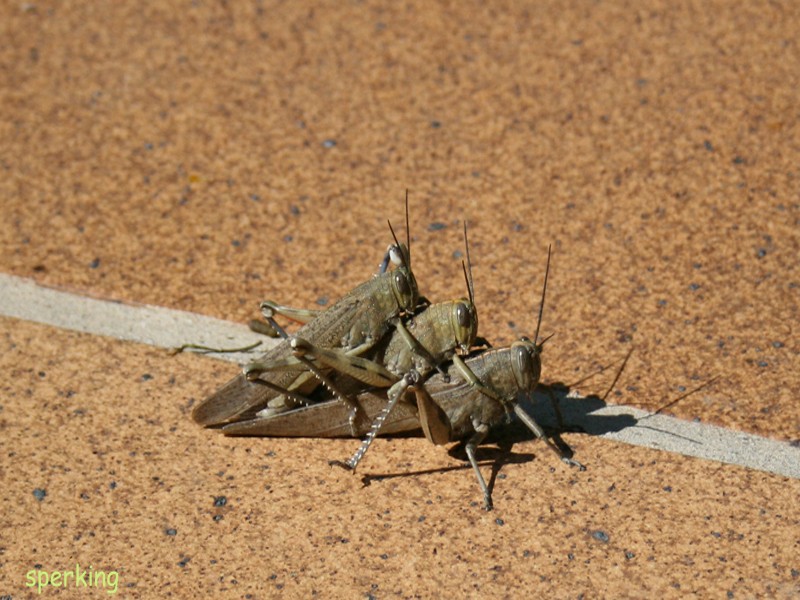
left=213, top=514, right=224, bottom=522
left=316, top=296, right=329, bottom=306
left=33, top=488, right=47, bottom=501
left=428, top=222, right=446, bottom=231
left=756, top=248, right=767, bottom=258
left=140, top=374, right=153, bottom=382
left=290, top=205, right=300, bottom=216
left=704, top=140, right=714, bottom=152
left=689, top=283, right=701, bottom=291
left=165, top=528, right=177, bottom=536
left=495, top=518, right=505, bottom=526
left=592, top=530, right=610, bottom=543
left=213, top=496, right=227, bottom=507
left=177, top=556, right=191, bottom=568
left=89, top=258, right=100, bottom=269
left=250, top=194, right=261, bottom=202
left=322, top=139, right=336, bottom=148
left=430, top=120, right=441, bottom=128
left=772, top=341, right=784, bottom=348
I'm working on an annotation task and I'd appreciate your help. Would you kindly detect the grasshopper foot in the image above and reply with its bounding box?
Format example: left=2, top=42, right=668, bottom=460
left=562, top=457, right=586, bottom=471
left=329, top=459, right=356, bottom=472
left=482, top=494, right=494, bottom=511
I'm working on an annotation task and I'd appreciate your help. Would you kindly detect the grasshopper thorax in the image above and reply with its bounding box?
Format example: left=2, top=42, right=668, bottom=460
left=449, top=298, right=479, bottom=354
left=510, top=337, right=542, bottom=394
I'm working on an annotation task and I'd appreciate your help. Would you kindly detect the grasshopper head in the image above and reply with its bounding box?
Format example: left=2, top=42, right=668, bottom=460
left=387, top=211, right=419, bottom=314
left=449, top=298, right=479, bottom=353
left=510, top=337, right=542, bottom=394
left=387, top=218, right=419, bottom=312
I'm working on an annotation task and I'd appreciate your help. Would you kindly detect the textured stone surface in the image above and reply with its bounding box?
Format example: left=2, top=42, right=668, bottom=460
left=1, top=1, right=798, bottom=596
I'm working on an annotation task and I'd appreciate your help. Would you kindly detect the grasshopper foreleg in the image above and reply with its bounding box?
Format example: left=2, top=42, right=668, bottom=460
left=259, top=301, right=322, bottom=332
left=464, top=424, right=492, bottom=511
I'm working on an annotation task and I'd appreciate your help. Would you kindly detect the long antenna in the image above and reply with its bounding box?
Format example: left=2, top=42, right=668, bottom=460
left=533, top=244, right=551, bottom=346
left=404, top=189, right=411, bottom=268
left=461, top=221, right=475, bottom=304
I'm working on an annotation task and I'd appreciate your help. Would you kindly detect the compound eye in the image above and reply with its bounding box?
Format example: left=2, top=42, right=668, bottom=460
left=456, top=302, right=471, bottom=328
left=394, top=272, right=408, bottom=295
left=513, top=345, right=534, bottom=390
left=393, top=271, right=416, bottom=310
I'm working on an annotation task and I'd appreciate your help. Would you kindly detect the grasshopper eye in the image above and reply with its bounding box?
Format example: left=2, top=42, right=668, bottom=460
left=452, top=301, right=478, bottom=351
left=512, top=343, right=540, bottom=392
left=456, top=302, right=471, bottom=328
left=392, top=270, right=417, bottom=311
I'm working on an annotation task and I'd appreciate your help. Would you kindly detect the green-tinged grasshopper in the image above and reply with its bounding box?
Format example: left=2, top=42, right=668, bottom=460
left=230, top=224, right=484, bottom=470
left=192, top=201, right=420, bottom=428
left=219, top=247, right=585, bottom=510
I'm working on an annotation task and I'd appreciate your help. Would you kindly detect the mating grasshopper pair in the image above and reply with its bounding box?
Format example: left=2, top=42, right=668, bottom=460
left=192, top=201, right=583, bottom=509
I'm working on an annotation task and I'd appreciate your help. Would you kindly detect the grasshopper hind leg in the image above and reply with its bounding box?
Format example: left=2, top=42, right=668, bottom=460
left=332, top=370, right=420, bottom=472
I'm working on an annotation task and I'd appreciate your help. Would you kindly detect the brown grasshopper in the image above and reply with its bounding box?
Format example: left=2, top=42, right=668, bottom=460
left=192, top=199, right=421, bottom=428
left=218, top=247, right=584, bottom=510
left=222, top=225, right=485, bottom=470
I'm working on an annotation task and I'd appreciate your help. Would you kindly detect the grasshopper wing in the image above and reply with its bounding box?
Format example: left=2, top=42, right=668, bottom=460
left=193, top=293, right=373, bottom=427
left=219, top=392, right=421, bottom=438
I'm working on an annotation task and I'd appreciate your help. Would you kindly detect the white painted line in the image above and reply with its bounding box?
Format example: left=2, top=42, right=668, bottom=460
left=552, top=400, right=800, bottom=479
left=0, top=273, right=277, bottom=364
left=2, top=273, right=798, bottom=479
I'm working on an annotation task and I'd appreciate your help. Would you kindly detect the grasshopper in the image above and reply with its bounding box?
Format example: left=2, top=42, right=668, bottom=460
left=218, top=247, right=585, bottom=510
left=223, top=224, right=486, bottom=471
left=192, top=199, right=421, bottom=428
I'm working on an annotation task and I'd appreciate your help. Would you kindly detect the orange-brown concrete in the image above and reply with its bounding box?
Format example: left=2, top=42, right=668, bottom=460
left=1, top=1, right=798, bottom=596
left=2, top=318, right=798, bottom=597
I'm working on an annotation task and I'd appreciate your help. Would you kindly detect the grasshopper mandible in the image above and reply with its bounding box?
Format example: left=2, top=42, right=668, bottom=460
left=218, top=246, right=585, bottom=510
left=192, top=198, right=420, bottom=428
